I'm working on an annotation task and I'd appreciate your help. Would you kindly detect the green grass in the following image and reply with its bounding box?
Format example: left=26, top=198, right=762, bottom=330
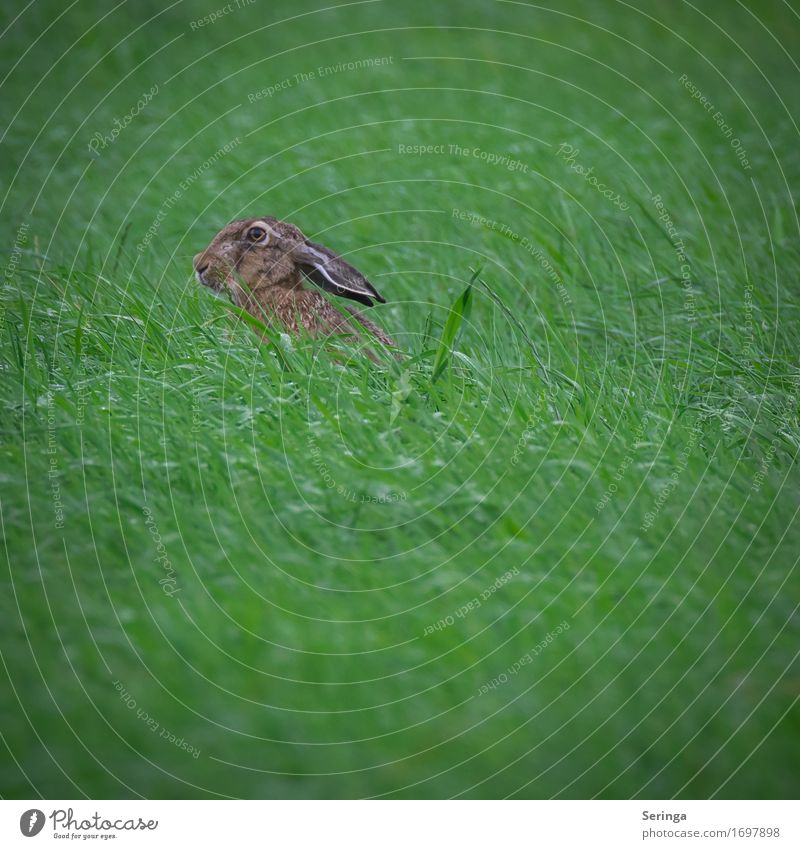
left=1, top=0, right=799, bottom=799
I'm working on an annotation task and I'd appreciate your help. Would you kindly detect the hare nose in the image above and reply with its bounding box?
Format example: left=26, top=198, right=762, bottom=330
left=193, top=252, right=208, bottom=272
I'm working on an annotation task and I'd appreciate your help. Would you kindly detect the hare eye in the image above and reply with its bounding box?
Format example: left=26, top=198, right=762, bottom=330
left=246, top=226, right=267, bottom=243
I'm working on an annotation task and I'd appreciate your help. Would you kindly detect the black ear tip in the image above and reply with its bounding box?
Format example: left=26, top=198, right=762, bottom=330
left=366, top=284, right=386, bottom=304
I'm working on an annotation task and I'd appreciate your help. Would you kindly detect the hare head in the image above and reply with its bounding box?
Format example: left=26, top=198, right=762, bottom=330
left=193, top=217, right=386, bottom=307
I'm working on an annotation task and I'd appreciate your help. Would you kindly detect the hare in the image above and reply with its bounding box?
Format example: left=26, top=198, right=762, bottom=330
left=193, top=217, right=395, bottom=350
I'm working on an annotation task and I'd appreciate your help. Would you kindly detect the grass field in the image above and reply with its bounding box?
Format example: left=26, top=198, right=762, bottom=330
left=1, top=0, right=799, bottom=799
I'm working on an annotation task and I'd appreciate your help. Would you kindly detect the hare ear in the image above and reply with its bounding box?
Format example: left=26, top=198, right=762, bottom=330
left=293, top=240, right=385, bottom=307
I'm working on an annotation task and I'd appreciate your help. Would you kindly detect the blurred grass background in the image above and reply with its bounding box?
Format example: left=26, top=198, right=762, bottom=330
left=1, top=0, right=799, bottom=798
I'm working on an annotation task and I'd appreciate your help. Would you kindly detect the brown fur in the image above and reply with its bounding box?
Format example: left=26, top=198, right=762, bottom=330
left=193, top=217, right=394, bottom=349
